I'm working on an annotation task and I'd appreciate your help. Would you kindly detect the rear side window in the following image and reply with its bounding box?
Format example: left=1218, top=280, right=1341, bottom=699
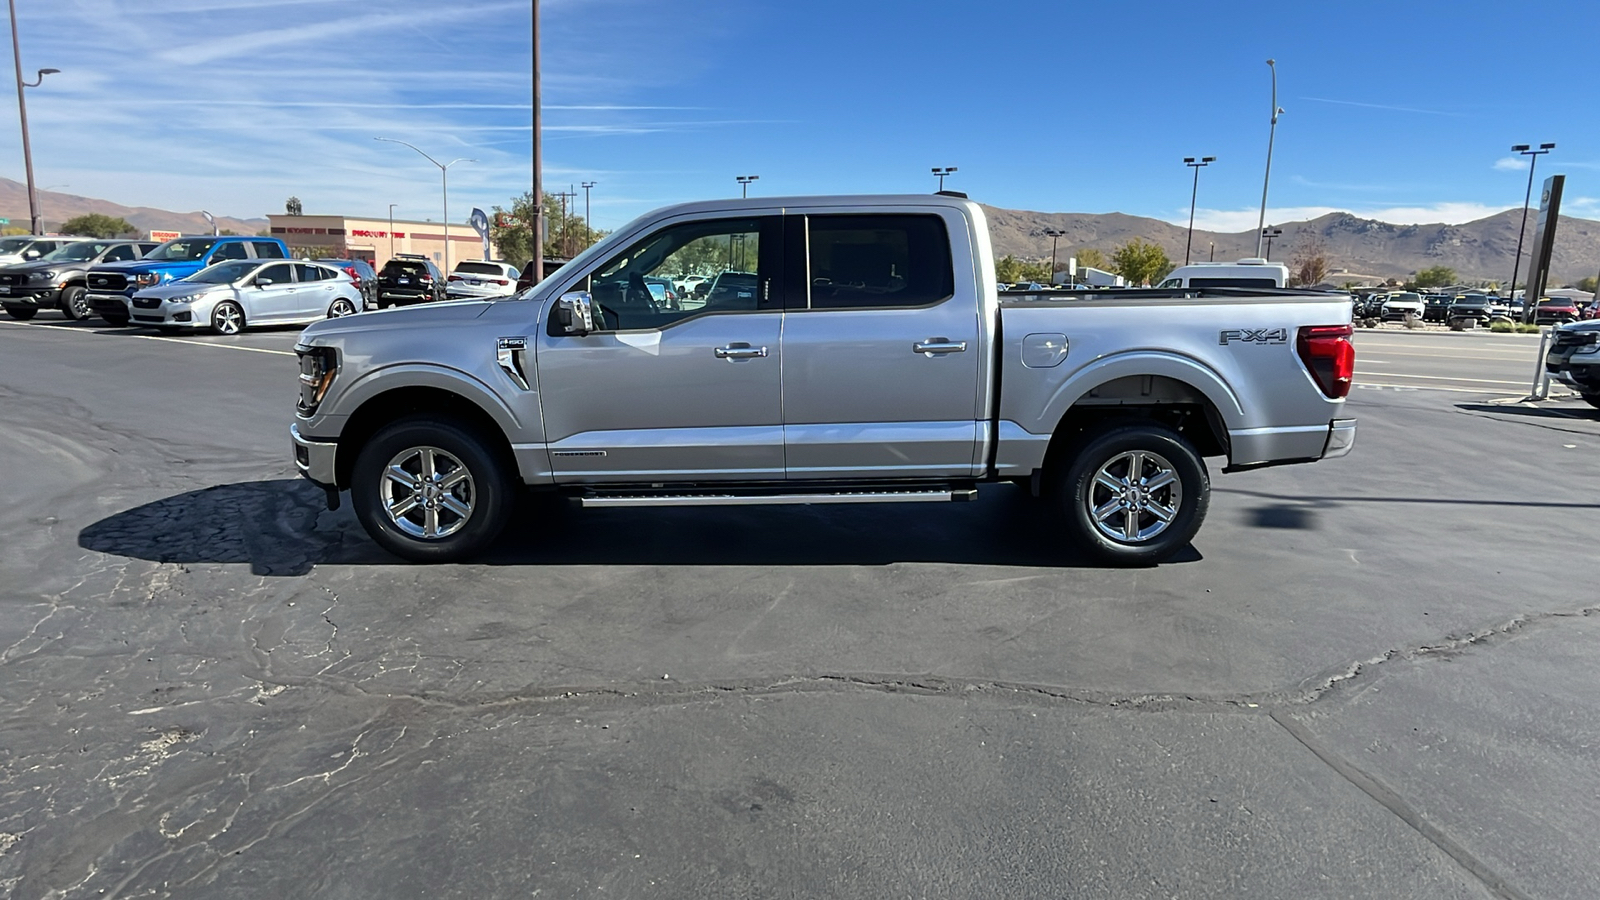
left=804, top=214, right=953, bottom=309
left=1188, top=277, right=1279, bottom=289
left=251, top=241, right=287, bottom=259
left=296, top=263, right=328, bottom=282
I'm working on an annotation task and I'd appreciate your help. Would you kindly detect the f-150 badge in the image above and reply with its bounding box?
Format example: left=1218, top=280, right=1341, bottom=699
left=1219, top=328, right=1288, bottom=346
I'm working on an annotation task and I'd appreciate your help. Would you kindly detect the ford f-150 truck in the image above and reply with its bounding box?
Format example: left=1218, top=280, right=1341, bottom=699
left=290, top=194, right=1356, bottom=565
left=85, top=235, right=290, bottom=326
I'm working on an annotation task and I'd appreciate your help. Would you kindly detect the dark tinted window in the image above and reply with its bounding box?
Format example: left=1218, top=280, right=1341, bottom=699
left=454, top=261, right=505, bottom=276
left=805, top=214, right=953, bottom=309
left=211, top=242, right=249, bottom=262
left=296, top=263, right=327, bottom=282
left=258, top=263, right=295, bottom=284
left=102, top=244, right=140, bottom=262
left=251, top=241, right=287, bottom=259
left=382, top=261, right=434, bottom=279
left=1188, top=277, right=1280, bottom=289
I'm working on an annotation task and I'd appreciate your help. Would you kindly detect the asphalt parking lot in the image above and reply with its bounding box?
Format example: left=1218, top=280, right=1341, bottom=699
left=1, top=316, right=1597, bottom=899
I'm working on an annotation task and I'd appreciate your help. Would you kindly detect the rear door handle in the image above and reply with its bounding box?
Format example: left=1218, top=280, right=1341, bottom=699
left=714, top=343, right=769, bottom=360
left=914, top=339, right=968, bottom=355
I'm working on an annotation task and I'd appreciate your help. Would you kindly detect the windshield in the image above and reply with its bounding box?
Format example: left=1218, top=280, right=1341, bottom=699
left=187, top=261, right=258, bottom=284
left=41, top=241, right=113, bottom=262
left=0, top=236, right=34, bottom=253
left=146, top=238, right=218, bottom=261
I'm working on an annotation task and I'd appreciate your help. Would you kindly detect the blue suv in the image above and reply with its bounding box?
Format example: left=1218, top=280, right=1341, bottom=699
left=86, top=235, right=290, bottom=326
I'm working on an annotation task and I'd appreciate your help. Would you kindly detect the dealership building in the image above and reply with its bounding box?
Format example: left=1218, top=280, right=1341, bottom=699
left=265, top=214, right=500, bottom=271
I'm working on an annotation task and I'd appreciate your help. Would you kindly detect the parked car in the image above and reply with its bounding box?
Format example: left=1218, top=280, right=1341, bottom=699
left=1584, top=301, right=1600, bottom=321
left=86, top=235, right=291, bottom=326
left=290, top=193, right=1356, bottom=565
left=1544, top=321, right=1600, bottom=409
left=0, top=240, right=158, bottom=320
left=642, top=275, right=682, bottom=309
left=0, top=235, right=93, bottom=266
left=375, top=254, right=446, bottom=307
left=1422, top=294, right=1452, bottom=323
left=1446, top=294, right=1495, bottom=327
left=1381, top=291, right=1425, bottom=321
left=313, top=258, right=377, bottom=309
left=127, top=259, right=361, bottom=335
left=446, top=260, right=521, bottom=300
left=1533, top=297, right=1580, bottom=325
left=1155, top=259, right=1288, bottom=289
left=1007, top=282, right=1047, bottom=292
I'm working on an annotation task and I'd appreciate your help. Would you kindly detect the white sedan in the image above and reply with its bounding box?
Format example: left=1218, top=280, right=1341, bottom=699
left=128, top=260, right=363, bottom=334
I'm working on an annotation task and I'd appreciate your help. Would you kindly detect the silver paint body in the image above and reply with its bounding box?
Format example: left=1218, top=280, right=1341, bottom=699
left=131, top=261, right=361, bottom=331
left=293, top=195, right=1354, bottom=490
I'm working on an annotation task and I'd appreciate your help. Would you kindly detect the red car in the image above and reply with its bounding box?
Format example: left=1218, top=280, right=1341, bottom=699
left=1534, top=298, right=1580, bottom=325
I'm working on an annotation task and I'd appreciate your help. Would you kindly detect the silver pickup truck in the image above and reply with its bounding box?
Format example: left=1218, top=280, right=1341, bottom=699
left=291, top=194, right=1355, bottom=565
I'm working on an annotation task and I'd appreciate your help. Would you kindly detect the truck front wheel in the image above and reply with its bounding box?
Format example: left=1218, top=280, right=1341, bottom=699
left=1051, top=422, right=1210, bottom=566
left=350, top=416, right=515, bottom=563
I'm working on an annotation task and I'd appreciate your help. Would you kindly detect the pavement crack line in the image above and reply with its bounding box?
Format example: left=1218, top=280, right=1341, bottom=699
left=1271, top=712, right=1533, bottom=900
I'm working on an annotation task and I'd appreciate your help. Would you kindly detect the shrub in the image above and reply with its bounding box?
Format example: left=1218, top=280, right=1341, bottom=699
left=1489, top=320, right=1514, bottom=333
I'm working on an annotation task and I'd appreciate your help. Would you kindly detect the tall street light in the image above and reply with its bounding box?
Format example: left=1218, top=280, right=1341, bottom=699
left=1184, top=156, right=1215, bottom=265
left=375, top=137, right=474, bottom=275
left=736, top=174, right=759, bottom=198
left=388, top=203, right=397, bottom=259
left=1261, top=226, right=1283, bottom=260
left=531, top=0, right=543, bottom=282
left=1043, top=228, right=1066, bottom=283
left=932, top=166, right=957, bottom=192
left=1507, top=142, right=1555, bottom=319
left=581, top=181, right=596, bottom=251
left=1255, top=59, right=1283, bottom=257
left=9, top=0, right=56, bottom=236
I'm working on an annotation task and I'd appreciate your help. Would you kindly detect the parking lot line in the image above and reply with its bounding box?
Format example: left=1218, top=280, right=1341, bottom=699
left=0, top=319, right=297, bottom=357
left=1354, top=382, right=1521, bottom=396
left=1357, top=371, right=1529, bottom=386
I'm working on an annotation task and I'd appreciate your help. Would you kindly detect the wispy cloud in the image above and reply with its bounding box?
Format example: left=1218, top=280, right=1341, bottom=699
left=1299, top=96, right=1467, bottom=117
left=1494, top=157, right=1528, bottom=171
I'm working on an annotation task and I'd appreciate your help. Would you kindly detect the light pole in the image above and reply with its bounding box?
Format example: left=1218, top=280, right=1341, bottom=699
left=531, top=0, right=543, bottom=281
left=9, top=0, right=56, bottom=236
left=200, top=210, right=217, bottom=236
left=375, top=137, right=474, bottom=275
left=581, top=181, right=596, bottom=249
left=387, top=203, right=397, bottom=259
left=1183, top=156, right=1215, bottom=265
left=1043, top=228, right=1066, bottom=283
left=1261, top=226, right=1283, bottom=260
left=932, top=166, right=957, bottom=191
left=1507, top=142, right=1554, bottom=320
left=736, top=174, right=759, bottom=198
left=1256, top=59, right=1283, bottom=257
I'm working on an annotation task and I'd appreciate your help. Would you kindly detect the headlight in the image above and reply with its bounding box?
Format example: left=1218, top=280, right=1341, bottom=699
left=30, top=269, right=58, bottom=283
left=166, top=293, right=200, bottom=304
left=134, top=272, right=163, bottom=286
left=296, top=345, right=339, bottom=414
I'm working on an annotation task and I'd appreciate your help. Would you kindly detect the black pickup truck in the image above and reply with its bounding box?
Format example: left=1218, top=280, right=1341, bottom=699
left=0, top=240, right=158, bottom=320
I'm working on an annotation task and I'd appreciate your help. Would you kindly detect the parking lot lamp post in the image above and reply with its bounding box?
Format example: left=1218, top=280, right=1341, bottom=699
left=1507, top=142, right=1554, bottom=321
left=736, top=174, right=759, bottom=198
left=1261, top=226, right=1283, bottom=260
left=932, top=166, right=957, bottom=192
left=581, top=181, right=596, bottom=249
left=387, top=204, right=396, bottom=258
left=375, top=138, right=474, bottom=275
left=1256, top=59, right=1282, bottom=257
left=1043, top=228, right=1066, bottom=282
left=1183, top=156, right=1215, bottom=265
left=9, top=0, right=56, bottom=237
left=201, top=210, right=217, bottom=236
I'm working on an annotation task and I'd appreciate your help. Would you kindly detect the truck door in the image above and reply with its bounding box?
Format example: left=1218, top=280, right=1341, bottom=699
left=533, top=215, right=786, bottom=483
left=780, top=212, right=981, bottom=480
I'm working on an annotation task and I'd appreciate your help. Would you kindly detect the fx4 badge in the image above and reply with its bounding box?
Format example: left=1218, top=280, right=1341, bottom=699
left=1219, top=328, right=1288, bottom=346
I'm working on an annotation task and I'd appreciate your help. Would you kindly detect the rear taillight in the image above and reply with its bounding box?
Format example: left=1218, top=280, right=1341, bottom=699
left=420, top=274, right=433, bottom=283
left=494, top=278, right=508, bottom=285
left=1297, top=324, right=1354, bottom=399
left=447, top=275, right=461, bottom=282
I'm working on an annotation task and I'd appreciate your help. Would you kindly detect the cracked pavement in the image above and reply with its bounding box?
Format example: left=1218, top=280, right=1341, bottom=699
left=1, top=320, right=1597, bottom=898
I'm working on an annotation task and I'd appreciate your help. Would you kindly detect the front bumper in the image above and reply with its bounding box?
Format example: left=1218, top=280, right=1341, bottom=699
left=0, top=285, right=60, bottom=307
left=291, top=423, right=338, bottom=487
left=86, top=292, right=132, bottom=318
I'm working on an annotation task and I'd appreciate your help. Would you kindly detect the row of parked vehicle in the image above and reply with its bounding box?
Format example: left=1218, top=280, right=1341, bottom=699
left=1353, top=290, right=1593, bottom=326
left=0, top=233, right=528, bottom=335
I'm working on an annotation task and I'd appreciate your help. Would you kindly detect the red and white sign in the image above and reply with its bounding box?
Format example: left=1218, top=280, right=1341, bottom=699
left=351, top=229, right=405, bottom=239
left=149, top=230, right=181, bottom=242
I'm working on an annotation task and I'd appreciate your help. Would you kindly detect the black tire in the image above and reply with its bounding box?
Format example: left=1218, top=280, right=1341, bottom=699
left=1049, top=421, right=1210, bottom=566
left=5, top=305, right=36, bottom=320
left=210, top=300, right=244, bottom=335
left=1581, top=393, right=1600, bottom=411
left=350, top=416, right=515, bottom=563
left=59, top=285, right=90, bottom=321
left=100, top=311, right=129, bottom=327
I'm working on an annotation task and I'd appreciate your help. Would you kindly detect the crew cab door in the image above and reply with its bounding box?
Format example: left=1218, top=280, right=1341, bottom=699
left=780, top=212, right=981, bottom=479
left=533, top=215, right=786, bottom=483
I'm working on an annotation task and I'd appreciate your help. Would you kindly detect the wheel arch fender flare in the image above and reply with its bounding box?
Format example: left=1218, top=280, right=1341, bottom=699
left=1042, top=350, right=1246, bottom=430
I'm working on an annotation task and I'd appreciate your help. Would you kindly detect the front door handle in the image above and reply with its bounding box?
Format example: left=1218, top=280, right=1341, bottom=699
left=714, top=343, right=769, bottom=360
left=914, top=338, right=968, bottom=355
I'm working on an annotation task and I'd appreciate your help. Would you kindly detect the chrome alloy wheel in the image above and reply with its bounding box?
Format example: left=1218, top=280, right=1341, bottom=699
left=329, top=297, right=357, bottom=317
left=379, top=446, right=476, bottom=539
left=213, top=303, right=243, bottom=334
left=1087, top=450, right=1183, bottom=543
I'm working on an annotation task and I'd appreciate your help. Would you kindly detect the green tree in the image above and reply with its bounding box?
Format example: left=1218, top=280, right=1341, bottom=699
left=1110, top=239, right=1172, bottom=286
left=489, top=192, right=604, bottom=264
left=1576, top=275, right=1597, bottom=293
left=59, top=213, right=136, bottom=238
left=994, top=255, right=1051, bottom=284
left=1074, top=247, right=1108, bottom=271
left=1413, top=265, right=1458, bottom=288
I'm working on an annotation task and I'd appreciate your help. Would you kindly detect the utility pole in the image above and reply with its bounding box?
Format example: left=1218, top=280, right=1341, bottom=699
left=531, top=0, right=543, bottom=281
left=1183, top=156, right=1215, bottom=265
left=1043, top=228, right=1066, bottom=283
left=581, top=181, right=596, bottom=250
left=552, top=188, right=577, bottom=258
left=388, top=203, right=397, bottom=259
left=1507, top=142, right=1554, bottom=322
left=9, top=0, right=56, bottom=236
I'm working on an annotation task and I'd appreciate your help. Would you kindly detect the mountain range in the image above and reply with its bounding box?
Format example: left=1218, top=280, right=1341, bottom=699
left=3, top=177, right=1594, bottom=285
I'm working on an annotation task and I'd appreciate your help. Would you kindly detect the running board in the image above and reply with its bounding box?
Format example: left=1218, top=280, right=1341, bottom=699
left=579, top=488, right=978, bottom=508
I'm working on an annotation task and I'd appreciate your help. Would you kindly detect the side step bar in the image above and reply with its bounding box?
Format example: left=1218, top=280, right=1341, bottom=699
left=580, top=488, right=979, bottom=508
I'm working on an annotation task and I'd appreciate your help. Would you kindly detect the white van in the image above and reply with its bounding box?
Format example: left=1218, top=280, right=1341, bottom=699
left=1155, top=258, right=1288, bottom=289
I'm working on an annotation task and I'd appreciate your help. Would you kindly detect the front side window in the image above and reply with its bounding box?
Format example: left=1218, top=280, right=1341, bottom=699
left=251, top=241, right=287, bottom=259
left=803, top=214, right=953, bottom=309
left=147, top=239, right=218, bottom=261
left=102, top=244, right=140, bottom=262
left=211, top=242, right=249, bottom=262
left=42, top=242, right=113, bottom=262
left=189, top=261, right=259, bottom=284
left=570, top=217, right=773, bottom=332
left=258, top=263, right=296, bottom=285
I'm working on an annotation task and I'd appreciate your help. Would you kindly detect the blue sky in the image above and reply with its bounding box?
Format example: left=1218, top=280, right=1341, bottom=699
left=5, top=0, right=1598, bottom=232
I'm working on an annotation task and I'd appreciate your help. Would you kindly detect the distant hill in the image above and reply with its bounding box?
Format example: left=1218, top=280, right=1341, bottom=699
left=982, top=204, right=1600, bottom=285
left=0, top=178, right=266, bottom=237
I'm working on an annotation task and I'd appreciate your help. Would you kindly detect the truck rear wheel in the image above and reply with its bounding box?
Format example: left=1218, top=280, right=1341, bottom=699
left=1050, top=421, right=1209, bottom=566
left=350, top=415, right=515, bottom=563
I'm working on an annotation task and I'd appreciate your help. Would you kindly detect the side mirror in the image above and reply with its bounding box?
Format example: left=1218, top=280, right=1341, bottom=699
left=555, top=291, right=594, bottom=336
left=255, top=277, right=274, bottom=287
left=23, top=250, right=39, bottom=259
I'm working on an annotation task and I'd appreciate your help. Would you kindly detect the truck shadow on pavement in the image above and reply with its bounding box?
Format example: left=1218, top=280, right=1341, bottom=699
left=78, top=478, right=1204, bottom=574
